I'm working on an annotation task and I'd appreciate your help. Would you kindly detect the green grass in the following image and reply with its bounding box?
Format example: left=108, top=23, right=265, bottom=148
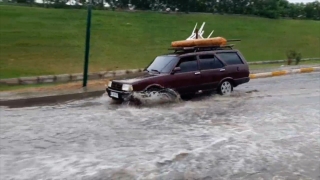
left=0, top=5, right=320, bottom=79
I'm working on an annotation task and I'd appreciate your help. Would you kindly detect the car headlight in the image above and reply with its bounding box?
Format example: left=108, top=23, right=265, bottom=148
left=122, top=84, right=133, bottom=91
left=108, top=81, right=112, bottom=87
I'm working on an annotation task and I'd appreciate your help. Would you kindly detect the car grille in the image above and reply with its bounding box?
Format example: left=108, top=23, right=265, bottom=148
left=111, top=82, right=122, bottom=91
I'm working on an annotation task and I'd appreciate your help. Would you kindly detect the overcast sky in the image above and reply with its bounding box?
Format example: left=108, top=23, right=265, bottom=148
left=287, top=0, right=318, bottom=3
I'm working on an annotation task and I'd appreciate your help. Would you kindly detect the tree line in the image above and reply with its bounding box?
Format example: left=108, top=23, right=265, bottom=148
left=109, top=0, right=319, bottom=20
left=9, top=0, right=320, bottom=20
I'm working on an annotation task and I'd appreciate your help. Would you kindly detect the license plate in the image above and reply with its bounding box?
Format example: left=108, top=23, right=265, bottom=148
left=110, top=92, right=119, bottom=98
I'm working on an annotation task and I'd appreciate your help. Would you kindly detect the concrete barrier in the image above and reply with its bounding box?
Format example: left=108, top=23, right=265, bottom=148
left=247, top=57, right=320, bottom=65
left=19, top=77, right=38, bottom=85
left=102, top=71, right=114, bottom=78
left=115, top=70, right=127, bottom=76
left=70, top=73, right=83, bottom=81
left=0, top=78, right=19, bottom=85
left=249, top=72, right=272, bottom=79
left=250, top=66, right=320, bottom=79
left=126, top=69, right=139, bottom=74
left=0, top=79, right=6, bottom=85
left=55, top=74, right=70, bottom=82
left=88, top=73, right=100, bottom=80
left=38, top=75, right=55, bottom=83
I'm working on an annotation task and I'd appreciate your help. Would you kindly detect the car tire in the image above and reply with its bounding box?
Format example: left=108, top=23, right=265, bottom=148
left=218, top=80, right=233, bottom=95
left=147, top=87, right=161, bottom=92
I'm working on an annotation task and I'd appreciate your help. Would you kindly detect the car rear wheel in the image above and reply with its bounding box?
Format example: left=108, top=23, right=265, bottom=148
left=219, top=80, right=233, bottom=95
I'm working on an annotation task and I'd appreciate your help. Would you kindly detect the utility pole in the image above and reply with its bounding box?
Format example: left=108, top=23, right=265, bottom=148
left=82, top=0, right=92, bottom=87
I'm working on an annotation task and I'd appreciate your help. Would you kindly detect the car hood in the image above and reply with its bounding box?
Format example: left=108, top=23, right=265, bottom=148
left=112, top=72, right=161, bottom=84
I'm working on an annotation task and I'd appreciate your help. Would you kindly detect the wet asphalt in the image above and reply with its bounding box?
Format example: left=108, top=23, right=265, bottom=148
left=0, top=72, right=320, bottom=180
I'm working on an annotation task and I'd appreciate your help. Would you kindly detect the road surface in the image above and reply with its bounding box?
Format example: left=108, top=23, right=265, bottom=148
left=1, top=72, right=320, bottom=180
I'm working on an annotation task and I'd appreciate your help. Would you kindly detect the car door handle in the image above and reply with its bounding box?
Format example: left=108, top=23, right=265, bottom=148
left=220, top=68, right=225, bottom=72
left=195, top=72, right=201, bottom=75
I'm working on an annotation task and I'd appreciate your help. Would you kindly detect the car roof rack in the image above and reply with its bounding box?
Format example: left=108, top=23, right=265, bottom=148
left=168, top=44, right=236, bottom=54
left=167, top=22, right=242, bottom=55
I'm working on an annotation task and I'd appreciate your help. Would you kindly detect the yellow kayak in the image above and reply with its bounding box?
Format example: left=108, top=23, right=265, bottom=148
left=171, top=37, right=227, bottom=47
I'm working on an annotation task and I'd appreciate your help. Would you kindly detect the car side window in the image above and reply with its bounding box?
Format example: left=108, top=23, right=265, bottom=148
left=176, top=56, right=198, bottom=73
left=214, top=57, right=224, bottom=68
left=216, top=52, right=244, bottom=65
left=199, top=54, right=214, bottom=70
left=199, top=54, right=224, bottom=70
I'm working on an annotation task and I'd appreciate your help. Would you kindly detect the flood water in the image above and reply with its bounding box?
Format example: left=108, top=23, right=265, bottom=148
left=0, top=72, right=319, bottom=180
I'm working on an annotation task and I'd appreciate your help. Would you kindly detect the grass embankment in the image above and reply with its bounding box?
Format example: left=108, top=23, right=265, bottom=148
left=0, top=5, right=320, bottom=79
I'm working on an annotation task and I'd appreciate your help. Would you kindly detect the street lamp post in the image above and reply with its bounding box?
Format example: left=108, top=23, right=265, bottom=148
left=82, top=0, right=92, bottom=87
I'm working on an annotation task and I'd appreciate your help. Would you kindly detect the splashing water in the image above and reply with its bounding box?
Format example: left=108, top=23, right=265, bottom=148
left=124, top=88, right=182, bottom=106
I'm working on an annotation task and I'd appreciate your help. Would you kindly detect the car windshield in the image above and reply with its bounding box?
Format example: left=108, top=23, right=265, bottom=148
left=146, top=56, right=179, bottom=73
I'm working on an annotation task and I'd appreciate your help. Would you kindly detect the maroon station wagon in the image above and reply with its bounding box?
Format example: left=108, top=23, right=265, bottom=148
left=106, top=46, right=250, bottom=101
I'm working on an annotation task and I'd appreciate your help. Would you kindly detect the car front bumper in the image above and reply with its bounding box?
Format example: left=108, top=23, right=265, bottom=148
left=106, top=88, right=132, bottom=101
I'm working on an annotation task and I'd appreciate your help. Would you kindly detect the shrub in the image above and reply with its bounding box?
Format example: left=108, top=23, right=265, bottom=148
left=295, top=53, right=302, bottom=65
left=286, top=50, right=295, bottom=65
left=286, top=50, right=302, bottom=65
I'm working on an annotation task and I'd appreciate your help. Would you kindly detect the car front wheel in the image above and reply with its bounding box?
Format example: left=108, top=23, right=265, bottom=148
left=147, top=87, right=162, bottom=94
left=219, top=80, right=233, bottom=95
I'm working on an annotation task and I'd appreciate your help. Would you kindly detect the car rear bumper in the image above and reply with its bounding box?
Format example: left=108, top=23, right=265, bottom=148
left=234, top=77, right=250, bottom=86
left=106, top=88, right=132, bottom=101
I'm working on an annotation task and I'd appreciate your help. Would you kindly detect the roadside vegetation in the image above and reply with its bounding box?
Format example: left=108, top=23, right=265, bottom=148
left=5, top=0, right=320, bottom=20
left=0, top=5, right=319, bottom=79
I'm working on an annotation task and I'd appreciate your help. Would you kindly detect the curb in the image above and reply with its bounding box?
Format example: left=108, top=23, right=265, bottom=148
left=249, top=67, right=320, bottom=79
left=247, top=57, right=319, bottom=65
left=0, top=89, right=105, bottom=108
left=0, top=66, right=319, bottom=108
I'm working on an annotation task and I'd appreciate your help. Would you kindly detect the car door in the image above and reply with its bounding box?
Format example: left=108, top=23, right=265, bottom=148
left=215, top=51, right=246, bottom=79
left=167, top=55, right=202, bottom=94
left=198, top=54, right=227, bottom=91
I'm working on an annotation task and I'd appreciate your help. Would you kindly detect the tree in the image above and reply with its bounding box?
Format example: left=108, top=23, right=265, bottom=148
left=36, top=0, right=320, bottom=20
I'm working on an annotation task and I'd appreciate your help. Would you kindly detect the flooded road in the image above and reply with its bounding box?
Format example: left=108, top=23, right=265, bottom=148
left=1, top=72, right=320, bottom=180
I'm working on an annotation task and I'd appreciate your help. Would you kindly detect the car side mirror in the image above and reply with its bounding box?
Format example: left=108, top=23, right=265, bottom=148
left=171, top=67, right=181, bottom=74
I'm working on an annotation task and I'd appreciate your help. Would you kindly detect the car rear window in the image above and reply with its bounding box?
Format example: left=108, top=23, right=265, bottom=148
left=216, top=52, right=244, bottom=65
left=199, top=55, right=224, bottom=70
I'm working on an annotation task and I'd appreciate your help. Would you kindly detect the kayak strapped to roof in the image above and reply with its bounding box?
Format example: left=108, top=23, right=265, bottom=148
left=171, top=22, right=240, bottom=48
